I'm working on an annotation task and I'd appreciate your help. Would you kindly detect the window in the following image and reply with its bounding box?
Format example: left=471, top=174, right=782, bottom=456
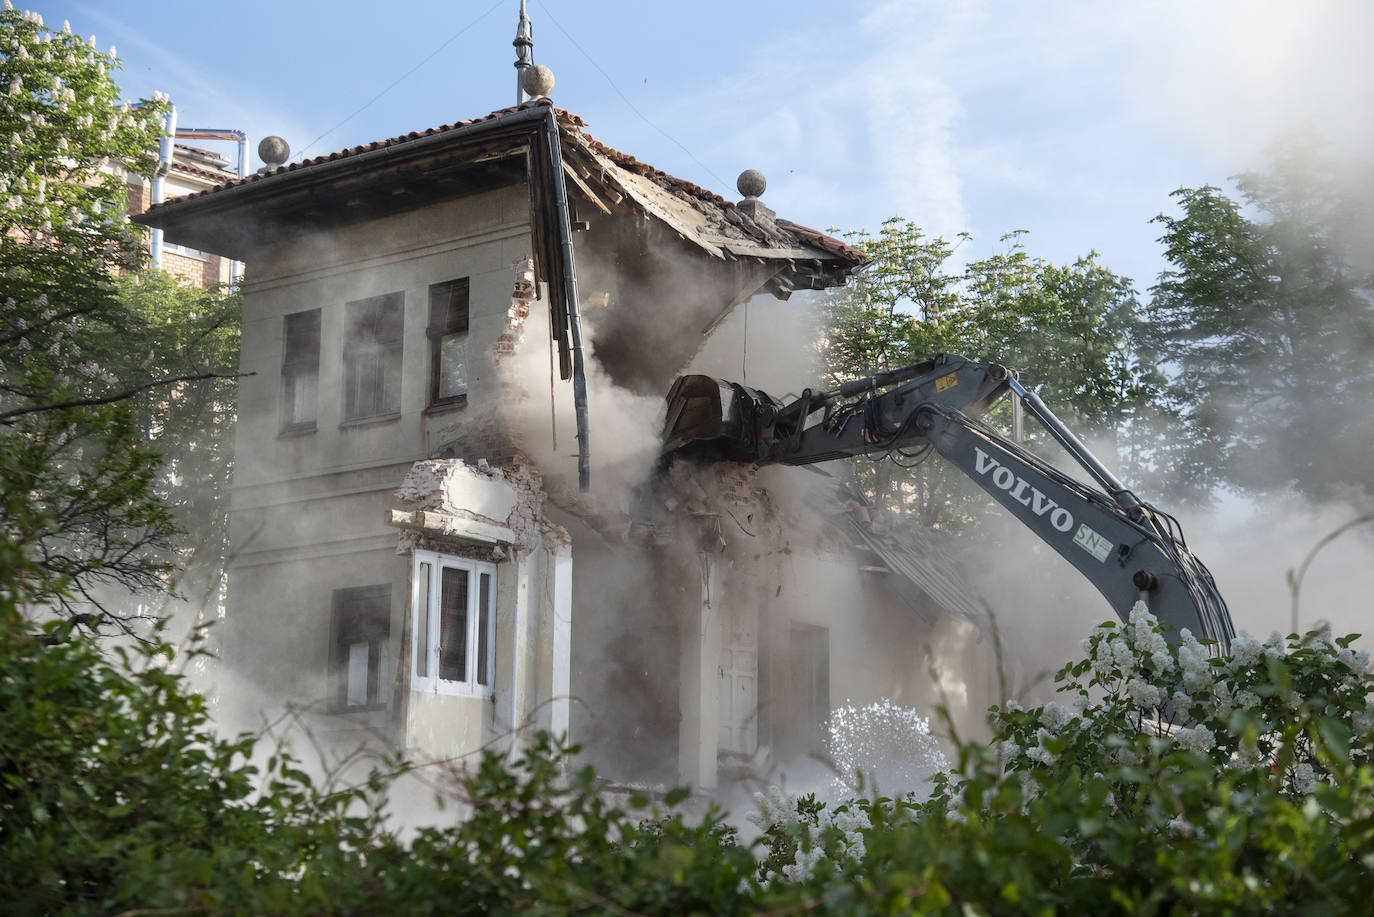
left=411, top=551, right=495, bottom=697
left=428, top=278, right=469, bottom=406
left=281, top=308, right=320, bottom=432
left=165, top=240, right=208, bottom=260
left=343, top=291, right=403, bottom=421
left=330, top=585, right=391, bottom=709
left=788, top=623, right=829, bottom=753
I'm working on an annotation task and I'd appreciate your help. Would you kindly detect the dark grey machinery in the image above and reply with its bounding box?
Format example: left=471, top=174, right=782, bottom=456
left=661, top=353, right=1234, bottom=651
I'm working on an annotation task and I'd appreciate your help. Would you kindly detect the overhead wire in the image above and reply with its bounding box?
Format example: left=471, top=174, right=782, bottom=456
left=531, top=0, right=731, bottom=190
left=296, top=0, right=508, bottom=159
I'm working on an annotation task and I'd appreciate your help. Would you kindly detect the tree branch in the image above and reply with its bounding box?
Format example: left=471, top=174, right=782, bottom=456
left=0, top=371, right=252, bottom=424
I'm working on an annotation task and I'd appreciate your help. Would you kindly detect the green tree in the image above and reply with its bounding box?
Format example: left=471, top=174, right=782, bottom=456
left=824, top=218, right=1151, bottom=527
left=1141, top=151, right=1374, bottom=502
left=0, top=8, right=234, bottom=625
left=114, top=272, right=240, bottom=620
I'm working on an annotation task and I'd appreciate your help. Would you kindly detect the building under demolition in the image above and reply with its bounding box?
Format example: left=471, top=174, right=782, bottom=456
left=139, top=61, right=995, bottom=791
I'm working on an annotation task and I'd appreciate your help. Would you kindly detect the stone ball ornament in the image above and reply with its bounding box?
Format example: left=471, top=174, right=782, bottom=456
left=521, top=64, right=555, bottom=99
left=737, top=169, right=766, bottom=199
left=258, top=135, right=290, bottom=167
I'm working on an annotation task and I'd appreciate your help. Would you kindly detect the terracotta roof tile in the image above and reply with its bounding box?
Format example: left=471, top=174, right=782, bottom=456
left=170, top=160, right=237, bottom=182
left=173, top=142, right=222, bottom=158
left=148, top=100, right=863, bottom=265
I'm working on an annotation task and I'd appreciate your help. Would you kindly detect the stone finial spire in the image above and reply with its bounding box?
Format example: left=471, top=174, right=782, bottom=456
left=513, top=0, right=533, bottom=105
left=736, top=169, right=775, bottom=227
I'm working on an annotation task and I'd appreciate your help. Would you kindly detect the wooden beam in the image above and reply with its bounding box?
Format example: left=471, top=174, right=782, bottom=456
left=561, top=161, right=613, bottom=215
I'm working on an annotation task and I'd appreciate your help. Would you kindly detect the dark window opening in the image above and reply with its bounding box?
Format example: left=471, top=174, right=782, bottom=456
left=788, top=622, right=830, bottom=754
left=330, top=584, right=391, bottom=710
left=343, top=292, right=403, bottom=421
left=428, top=278, right=469, bottom=407
left=438, top=566, right=469, bottom=683
left=477, top=571, right=492, bottom=685
left=281, top=308, right=320, bottom=432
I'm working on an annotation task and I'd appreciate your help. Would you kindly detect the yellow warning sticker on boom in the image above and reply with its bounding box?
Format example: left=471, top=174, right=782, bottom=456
left=935, top=372, right=958, bottom=392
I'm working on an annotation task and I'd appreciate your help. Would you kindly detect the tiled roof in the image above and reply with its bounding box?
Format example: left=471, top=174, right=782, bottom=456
left=173, top=142, right=222, bottom=158
left=147, top=100, right=863, bottom=267
left=155, top=102, right=541, bottom=207
left=170, top=159, right=237, bottom=182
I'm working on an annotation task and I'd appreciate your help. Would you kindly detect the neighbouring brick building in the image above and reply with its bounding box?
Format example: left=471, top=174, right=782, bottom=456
left=125, top=142, right=239, bottom=288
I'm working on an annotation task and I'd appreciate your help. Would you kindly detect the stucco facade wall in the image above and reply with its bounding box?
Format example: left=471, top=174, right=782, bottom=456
left=225, top=185, right=535, bottom=750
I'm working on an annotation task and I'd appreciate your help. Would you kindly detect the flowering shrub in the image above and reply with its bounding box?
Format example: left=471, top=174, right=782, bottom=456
left=4, top=597, right=1372, bottom=913
left=747, top=604, right=1374, bottom=912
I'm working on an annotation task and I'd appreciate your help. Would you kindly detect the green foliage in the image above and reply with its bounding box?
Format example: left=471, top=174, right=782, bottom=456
left=754, top=606, right=1374, bottom=914
left=0, top=605, right=401, bottom=916
left=113, top=273, right=241, bottom=616
left=1141, top=150, right=1374, bottom=501
left=0, top=9, right=237, bottom=623
left=823, top=218, right=1152, bottom=526
left=3, top=588, right=1371, bottom=913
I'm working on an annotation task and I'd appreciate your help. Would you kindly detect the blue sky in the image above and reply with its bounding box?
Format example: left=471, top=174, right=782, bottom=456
left=32, top=0, right=1374, bottom=291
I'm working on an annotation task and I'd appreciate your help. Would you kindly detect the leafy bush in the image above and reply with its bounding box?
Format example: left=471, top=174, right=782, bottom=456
left=753, top=606, right=1374, bottom=913
left=3, top=597, right=1370, bottom=914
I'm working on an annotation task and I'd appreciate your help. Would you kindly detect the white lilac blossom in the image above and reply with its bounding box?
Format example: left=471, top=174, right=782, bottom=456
left=830, top=807, right=871, bottom=861
left=1041, top=701, right=1074, bottom=732
left=779, top=825, right=825, bottom=883
left=1126, top=677, right=1161, bottom=709
left=999, top=741, right=1022, bottom=766
left=1337, top=646, right=1370, bottom=674
left=1166, top=815, right=1195, bottom=836
left=1207, top=681, right=1234, bottom=719
left=1290, top=762, right=1317, bottom=795
left=1174, top=725, right=1216, bottom=754
left=1228, top=631, right=1262, bottom=670
left=1351, top=702, right=1373, bottom=736
left=1025, top=728, right=1058, bottom=766
left=1176, top=631, right=1212, bottom=694
left=745, top=785, right=797, bottom=832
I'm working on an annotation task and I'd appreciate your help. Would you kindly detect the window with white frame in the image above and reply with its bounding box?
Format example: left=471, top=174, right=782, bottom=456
left=411, top=551, right=495, bottom=697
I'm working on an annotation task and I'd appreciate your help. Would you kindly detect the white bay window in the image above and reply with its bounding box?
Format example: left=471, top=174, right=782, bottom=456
left=411, top=551, right=495, bottom=697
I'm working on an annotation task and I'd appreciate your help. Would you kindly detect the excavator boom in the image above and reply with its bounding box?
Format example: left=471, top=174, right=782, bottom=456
left=662, top=354, right=1234, bottom=650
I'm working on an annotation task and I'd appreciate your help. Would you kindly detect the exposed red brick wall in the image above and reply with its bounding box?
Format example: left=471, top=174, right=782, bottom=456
left=125, top=179, right=149, bottom=216
left=426, top=258, right=538, bottom=471
left=493, top=257, right=537, bottom=359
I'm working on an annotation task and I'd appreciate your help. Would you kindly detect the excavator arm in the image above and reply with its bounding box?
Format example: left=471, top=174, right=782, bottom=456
left=662, top=354, right=1234, bottom=650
